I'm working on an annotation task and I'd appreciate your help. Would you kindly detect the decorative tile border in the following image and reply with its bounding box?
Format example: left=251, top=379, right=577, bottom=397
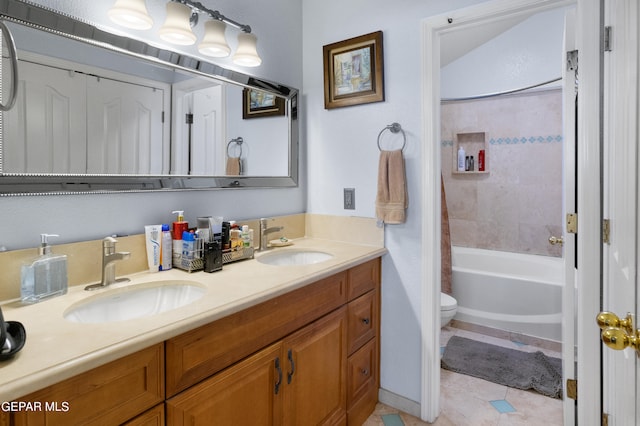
left=441, top=135, right=562, bottom=147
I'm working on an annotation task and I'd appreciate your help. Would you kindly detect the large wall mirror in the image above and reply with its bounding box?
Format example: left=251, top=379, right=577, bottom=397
left=0, top=0, right=298, bottom=195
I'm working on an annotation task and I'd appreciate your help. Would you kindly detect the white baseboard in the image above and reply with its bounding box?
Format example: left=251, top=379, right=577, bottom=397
left=378, top=387, right=421, bottom=419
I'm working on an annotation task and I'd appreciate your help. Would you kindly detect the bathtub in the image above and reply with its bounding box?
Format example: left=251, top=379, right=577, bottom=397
left=450, top=246, right=564, bottom=342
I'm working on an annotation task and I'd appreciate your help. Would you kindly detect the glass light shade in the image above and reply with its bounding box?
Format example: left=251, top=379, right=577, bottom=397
left=159, top=2, right=197, bottom=45
left=108, top=0, right=153, bottom=30
left=198, top=20, right=231, bottom=57
left=232, top=33, right=262, bottom=67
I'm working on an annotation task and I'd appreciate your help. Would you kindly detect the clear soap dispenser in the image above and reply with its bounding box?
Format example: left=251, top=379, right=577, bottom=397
left=20, top=234, right=68, bottom=304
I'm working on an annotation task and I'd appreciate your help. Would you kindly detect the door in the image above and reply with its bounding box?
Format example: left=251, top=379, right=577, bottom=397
left=561, top=9, right=578, bottom=426
left=166, top=342, right=283, bottom=425
left=282, top=307, right=347, bottom=426
left=3, top=60, right=87, bottom=173
left=86, top=76, right=165, bottom=174
left=599, top=0, right=639, bottom=424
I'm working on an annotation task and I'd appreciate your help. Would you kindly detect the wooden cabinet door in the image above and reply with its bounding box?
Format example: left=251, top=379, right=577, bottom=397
left=166, top=342, right=283, bottom=426
left=282, top=307, right=347, bottom=426
left=13, top=344, right=164, bottom=426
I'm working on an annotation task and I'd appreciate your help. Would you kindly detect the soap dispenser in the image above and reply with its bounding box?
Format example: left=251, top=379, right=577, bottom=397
left=20, top=234, right=68, bottom=304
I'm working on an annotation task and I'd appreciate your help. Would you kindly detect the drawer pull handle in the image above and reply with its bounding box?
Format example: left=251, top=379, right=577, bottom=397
left=287, top=348, right=295, bottom=384
left=360, top=368, right=369, bottom=376
left=275, top=357, right=282, bottom=394
left=361, top=317, right=370, bottom=325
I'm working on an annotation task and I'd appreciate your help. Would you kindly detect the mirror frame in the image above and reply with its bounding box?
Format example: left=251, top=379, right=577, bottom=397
left=0, top=0, right=298, bottom=195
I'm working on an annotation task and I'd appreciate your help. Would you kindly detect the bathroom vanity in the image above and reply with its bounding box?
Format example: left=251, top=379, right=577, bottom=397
left=0, top=238, right=384, bottom=425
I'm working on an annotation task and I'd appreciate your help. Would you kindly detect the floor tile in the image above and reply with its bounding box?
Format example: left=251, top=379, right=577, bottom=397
left=381, top=413, right=405, bottom=426
left=366, top=326, right=563, bottom=425
left=490, top=399, right=516, bottom=413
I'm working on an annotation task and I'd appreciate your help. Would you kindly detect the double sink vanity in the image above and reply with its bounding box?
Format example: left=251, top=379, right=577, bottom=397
left=0, top=229, right=385, bottom=425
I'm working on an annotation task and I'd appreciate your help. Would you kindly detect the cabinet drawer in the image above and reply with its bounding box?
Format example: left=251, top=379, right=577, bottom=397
left=347, top=258, right=380, bottom=301
left=123, top=403, right=165, bottom=426
left=347, top=338, right=378, bottom=425
left=347, top=338, right=377, bottom=405
left=347, top=290, right=377, bottom=355
left=13, top=344, right=164, bottom=426
left=166, top=271, right=347, bottom=396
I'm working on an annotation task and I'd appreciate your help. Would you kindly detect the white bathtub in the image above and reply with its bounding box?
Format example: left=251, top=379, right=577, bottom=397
left=451, top=246, right=564, bottom=342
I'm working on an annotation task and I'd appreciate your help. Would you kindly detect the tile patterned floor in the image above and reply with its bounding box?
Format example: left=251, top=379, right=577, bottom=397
left=365, top=326, right=563, bottom=425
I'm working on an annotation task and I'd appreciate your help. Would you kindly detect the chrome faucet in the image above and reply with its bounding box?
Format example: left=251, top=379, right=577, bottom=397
left=85, top=237, right=131, bottom=290
left=259, top=218, right=284, bottom=251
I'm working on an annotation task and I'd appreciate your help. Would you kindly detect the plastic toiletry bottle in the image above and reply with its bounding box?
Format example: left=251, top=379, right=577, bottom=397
left=457, top=146, right=466, bottom=171
left=241, top=225, right=251, bottom=248
left=160, top=224, right=172, bottom=271
left=171, top=210, right=189, bottom=263
left=478, top=149, right=485, bottom=171
left=21, top=234, right=68, bottom=304
left=182, top=231, right=196, bottom=261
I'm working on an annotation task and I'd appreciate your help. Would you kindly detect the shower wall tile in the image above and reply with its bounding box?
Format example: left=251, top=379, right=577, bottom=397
left=441, top=89, right=562, bottom=257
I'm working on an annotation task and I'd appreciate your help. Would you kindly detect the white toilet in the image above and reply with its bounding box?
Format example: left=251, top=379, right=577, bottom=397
left=440, top=292, right=457, bottom=327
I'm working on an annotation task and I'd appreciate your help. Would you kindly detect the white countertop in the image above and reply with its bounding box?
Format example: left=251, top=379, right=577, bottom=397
left=0, top=238, right=386, bottom=402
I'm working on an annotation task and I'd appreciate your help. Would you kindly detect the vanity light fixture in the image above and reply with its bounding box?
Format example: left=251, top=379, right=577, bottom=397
left=109, top=0, right=261, bottom=66
left=108, top=0, right=154, bottom=30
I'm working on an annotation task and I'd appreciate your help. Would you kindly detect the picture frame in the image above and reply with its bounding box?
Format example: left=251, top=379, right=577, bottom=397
left=242, top=88, right=285, bottom=119
left=323, top=31, right=384, bottom=109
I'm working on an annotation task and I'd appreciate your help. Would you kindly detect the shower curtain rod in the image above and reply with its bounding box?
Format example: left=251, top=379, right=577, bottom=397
left=440, top=77, right=562, bottom=102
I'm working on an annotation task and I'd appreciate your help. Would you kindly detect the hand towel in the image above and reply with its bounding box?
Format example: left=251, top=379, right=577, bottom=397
left=226, top=157, right=241, bottom=175
left=375, top=149, right=408, bottom=224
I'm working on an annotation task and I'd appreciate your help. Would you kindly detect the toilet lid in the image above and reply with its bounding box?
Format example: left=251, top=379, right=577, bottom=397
left=441, top=292, right=457, bottom=310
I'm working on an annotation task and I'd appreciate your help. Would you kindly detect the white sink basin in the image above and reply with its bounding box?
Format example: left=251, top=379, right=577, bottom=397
left=64, top=281, right=206, bottom=324
left=257, top=249, right=333, bottom=266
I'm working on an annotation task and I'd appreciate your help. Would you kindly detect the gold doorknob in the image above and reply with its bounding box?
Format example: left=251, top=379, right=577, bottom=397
left=548, top=236, right=564, bottom=245
left=596, top=311, right=634, bottom=334
left=596, top=311, right=640, bottom=355
left=601, top=327, right=640, bottom=351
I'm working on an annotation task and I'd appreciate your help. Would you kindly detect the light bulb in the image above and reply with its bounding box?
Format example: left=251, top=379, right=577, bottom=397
left=159, top=2, right=197, bottom=46
left=198, top=20, right=231, bottom=57
left=233, top=33, right=262, bottom=67
left=108, top=0, right=153, bottom=30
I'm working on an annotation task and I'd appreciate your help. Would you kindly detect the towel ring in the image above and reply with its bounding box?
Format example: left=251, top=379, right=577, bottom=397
left=377, top=122, right=406, bottom=151
left=227, top=137, right=243, bottom=158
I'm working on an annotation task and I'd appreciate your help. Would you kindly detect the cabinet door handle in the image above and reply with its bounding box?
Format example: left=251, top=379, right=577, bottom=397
left=0, top=22, right=18, bottom=111
left=360, top=368, right=369, bottom=376
left=287, top=348, right=295, bottom=384
left=275, top=357, right=282, bottom=394
left=361, top=317, right=370, bottom=325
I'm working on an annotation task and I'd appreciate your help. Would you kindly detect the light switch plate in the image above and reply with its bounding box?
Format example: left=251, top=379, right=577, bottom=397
left=344, top=188, right=355, bottom=210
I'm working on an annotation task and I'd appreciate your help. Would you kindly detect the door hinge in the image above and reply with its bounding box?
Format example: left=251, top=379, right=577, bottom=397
left=566, top=213, right=578, bottom=234
left=603, top=412, right=609, bottom=426
left=603, top=219, right=610, bottom=244
left=161, top=111, right=165, bottom=123
left=566, top=378, right=577, bottom=400
left=567, top=50, right=578, bottom=71
left=604, top=26, right=612, bottom=52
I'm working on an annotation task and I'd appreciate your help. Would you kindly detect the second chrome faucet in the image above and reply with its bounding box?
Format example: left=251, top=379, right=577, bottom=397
left=259, top=218, right=284, bottom=251
left=85, top=237, right=131, bottom=291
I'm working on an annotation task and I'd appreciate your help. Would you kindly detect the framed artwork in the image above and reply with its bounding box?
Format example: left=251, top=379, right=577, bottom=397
left=323, top=31, right=384, bottom=109
left=243, top=88, right=285, bottom=119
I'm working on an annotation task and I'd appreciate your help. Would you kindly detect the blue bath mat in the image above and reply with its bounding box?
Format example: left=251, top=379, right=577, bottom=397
left=441, top=336, right=563, bottom=398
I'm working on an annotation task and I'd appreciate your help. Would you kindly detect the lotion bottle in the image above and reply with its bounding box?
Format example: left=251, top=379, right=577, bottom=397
left=457, top=146, right=466, bottom=171
left=171, top=210, right=188, bottom=263
left=20, top=234, right=68, bottom=304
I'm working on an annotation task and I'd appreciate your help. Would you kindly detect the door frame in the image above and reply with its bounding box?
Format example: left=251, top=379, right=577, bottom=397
left=419, top=0, right=600, bottom=422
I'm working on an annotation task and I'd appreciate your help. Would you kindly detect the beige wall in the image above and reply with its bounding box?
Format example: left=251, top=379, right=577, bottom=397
left=441, top=89, right=563, bottom=257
